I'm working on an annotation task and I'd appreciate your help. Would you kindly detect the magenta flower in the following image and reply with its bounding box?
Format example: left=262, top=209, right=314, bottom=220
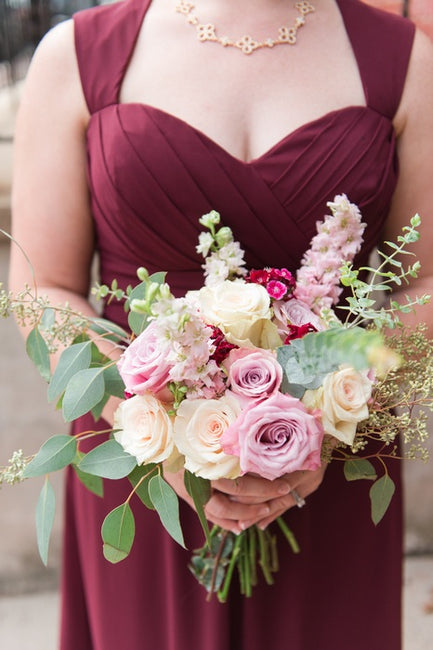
left=266, top=280, right=288, bottom=300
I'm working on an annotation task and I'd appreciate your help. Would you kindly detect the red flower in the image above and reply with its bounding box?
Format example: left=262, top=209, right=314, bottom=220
left=209, top=326, right=238, bottom=365
left=284, top=323, right=317, bottom=343
left=246, top=269, right=271, bottom=285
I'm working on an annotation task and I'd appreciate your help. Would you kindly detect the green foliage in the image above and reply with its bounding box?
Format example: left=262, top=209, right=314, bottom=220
left=128, top=464, right=158, bottom=510
left=47, top=339, right=92, bottom=402
left=277, top=327, right=382, bottom=397
left=88, top=318, right=128, bottom=343
left=148, top=474, right=185, bottom=548
left=73, top=465, right=104, bottom=498
left=356, top=325, right=432, bottom=460
left=127, top=272, right=168, bottom=335
left=26, top=326, right=51, bottom=382
left=35, top=478, right=56, bottom=566
left=102, top=503, right=135, bottom=563
left=78, top=439, right=137, bottom=479
left=344, top=459, right=377, bottom=482
left=62, top=367, right=106, bottom=421
left=370, top=475, right=395, bottom=525
left=338, top=216, right=430, bottom=328
left=184, top=470, right=211, bottom=545
left=23, top=435, right=77, bottom=479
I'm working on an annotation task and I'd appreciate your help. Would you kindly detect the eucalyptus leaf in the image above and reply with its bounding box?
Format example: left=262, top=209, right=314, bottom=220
left=48, top=340, right=92, bottom=402
left=102, top=503, right=135, bottom=563
left=39, top=308, right=55, bottom=330
left=184, top=470, right=211, bottom=545
left=78, top=439, right=137, bottom=479
left=127, top=281, right=150, bottom=336
left=149, top=474, right=185, bottom=548
left=90, top=392, right=110, bottom=421
left=128, top=464, right=158, bottom=509
left=103, top=364, right=126, bottom=399
left=23, top=435, right=77, bottom=478
left=62, top=367, right=105, bottom=422
left=370, top=475, right=395, bottom=525
left=73, top=465, right=104, bottom=497
left=35, top=477, right=56, bottom=566
left=277, top=327, right=383, bottom=395
left=26, top=326, right=51, bottom=382
left=344, top=459, right=377, bottom=482
left=89, top=318, right=128, bottom=343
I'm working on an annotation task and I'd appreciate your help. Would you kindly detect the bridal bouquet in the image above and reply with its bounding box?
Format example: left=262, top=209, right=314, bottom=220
left=1, top=196, right=432, bottom=601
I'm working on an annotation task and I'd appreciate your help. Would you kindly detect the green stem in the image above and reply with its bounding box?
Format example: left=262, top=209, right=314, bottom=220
left=257, top=528, right=274, bottom=585
left=276, top=516, right=300, bottom=554
left=248, top=526, right=258, bottom=586
left=206, top=530, right=229, bottom=602
left=217, top=533, right=243, bottom=603
left=241, top=535, right=252, bottom=598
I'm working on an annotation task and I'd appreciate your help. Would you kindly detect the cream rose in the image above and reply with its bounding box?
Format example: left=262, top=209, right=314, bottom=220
left=173, top=392, right=242, bottom=480
left=114, top=393, right=175, bottom=465
left=302, top=366, right=372, bottom=445
left=193, top=280, right=272, bottom=347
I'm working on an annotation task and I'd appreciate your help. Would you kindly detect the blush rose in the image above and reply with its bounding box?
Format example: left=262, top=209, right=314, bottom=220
left=173, top=392, right=242, bottom=480
left=302, top=366, right=372, bottom=445
left=113, top=393, right=175, bottom=465
left=221, top=392, right=324, bottom=480
left=117, top=321, right=172, bottom=397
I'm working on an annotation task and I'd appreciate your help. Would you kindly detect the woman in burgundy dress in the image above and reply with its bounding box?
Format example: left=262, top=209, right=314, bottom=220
left=9, top=1, right=433, bottom=648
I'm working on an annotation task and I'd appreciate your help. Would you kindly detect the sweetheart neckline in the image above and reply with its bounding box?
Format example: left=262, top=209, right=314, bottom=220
left=89, top=103, right=390, bottom=166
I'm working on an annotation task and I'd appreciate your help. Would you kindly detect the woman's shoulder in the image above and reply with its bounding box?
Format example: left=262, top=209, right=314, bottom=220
left=394, top=27, right=433, bottom=134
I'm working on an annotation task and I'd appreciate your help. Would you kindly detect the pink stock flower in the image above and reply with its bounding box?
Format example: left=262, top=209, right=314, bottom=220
left=117, top=321, right=172, bottom=396
left=221, top=392, right=324, bottom=480
left=224, top=347, right=282, bottom=403
left=295, top=194, right=366, bottom=313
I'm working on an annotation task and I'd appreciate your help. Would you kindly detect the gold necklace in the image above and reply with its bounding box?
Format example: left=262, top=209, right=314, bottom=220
left=175, top=1, right=316, bottom=55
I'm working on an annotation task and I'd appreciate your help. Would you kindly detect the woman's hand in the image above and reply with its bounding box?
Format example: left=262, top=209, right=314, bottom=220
left=213, top=466, right=327, bottom=531
left=164, top=468, right=292, bottom=534
left=164, top=465, right=327, bottom=534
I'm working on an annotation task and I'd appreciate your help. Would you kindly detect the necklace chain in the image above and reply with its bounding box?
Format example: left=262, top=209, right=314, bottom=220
left=175, top=1, right=316, bottom=55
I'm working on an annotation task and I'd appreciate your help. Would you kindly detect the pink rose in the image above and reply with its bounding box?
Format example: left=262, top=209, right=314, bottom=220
left=273, top=298, right=324, bottom=339
left=117, top=321, right=172, bottom=396
left=224, top=347, right=282, bottom=403
left=221, top=392, right=324, bottom=480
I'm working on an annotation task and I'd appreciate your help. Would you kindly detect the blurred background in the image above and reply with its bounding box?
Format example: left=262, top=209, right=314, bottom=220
left=0, top=1, right=432, bottom=647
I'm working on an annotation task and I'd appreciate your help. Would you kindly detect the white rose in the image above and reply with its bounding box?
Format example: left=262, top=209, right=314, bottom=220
left=173, top=392, right=242, bottom=480
left=194, top=280, right=271, bottom=346
left=114, top=394, right=175, bottom=465
left=302, top=366, right=372, bottom=445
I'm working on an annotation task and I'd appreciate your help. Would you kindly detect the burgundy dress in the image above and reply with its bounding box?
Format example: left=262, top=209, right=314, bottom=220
left=61, top=1, right=415, bottom=648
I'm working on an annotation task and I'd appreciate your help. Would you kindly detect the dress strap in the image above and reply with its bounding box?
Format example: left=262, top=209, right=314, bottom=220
left=73, top=0, right=151, bottom=114
left=336, top=0, right=416, bottom=119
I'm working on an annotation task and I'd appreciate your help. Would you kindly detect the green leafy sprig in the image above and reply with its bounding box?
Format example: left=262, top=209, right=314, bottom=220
left=338, top=215, right=430, bottom=329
